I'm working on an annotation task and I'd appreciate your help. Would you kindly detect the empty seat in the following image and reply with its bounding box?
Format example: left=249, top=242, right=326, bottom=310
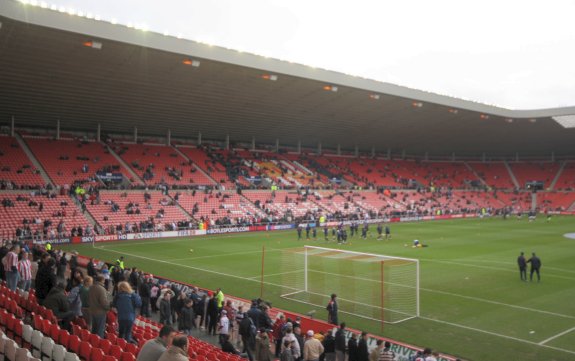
left=15, top=348, right=32, bottom=361
left=30, top=331, right=43, bottom=358
left=64, top=352, right=80, bottom=361
left=40, top=337, right=54, bottom=361
left=5, top=338, right=18, bottom=361
left=52, top=345, right=67, bottom=361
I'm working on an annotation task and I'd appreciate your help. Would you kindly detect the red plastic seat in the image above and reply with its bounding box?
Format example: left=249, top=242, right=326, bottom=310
left=91, top=348, right=105, bottom=361
left=102, top=356, right=116, bottom=361
left=59, top=329, right=70, bottom=348
left=99, top=339, right=112, bottom=354
left=80, top=329, right=91, bottom=342
left=88, top=333, right=100, bottom=348
left=50, top=323, right=61, bottom=341
left=68, top=335, right=81, bottom=354
left=80, top=341, right=92, bottom=361
left=109, top=345, right=122, bottom=359
left=116, top=337, right=127, bottom=348
left=124, top=343, right=138, bottom=355
left=120, top=352, right=136, bottom=361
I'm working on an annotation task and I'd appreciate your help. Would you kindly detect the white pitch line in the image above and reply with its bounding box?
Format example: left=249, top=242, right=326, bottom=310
left=538, top=326, right=575, bottom=345
left=419, top=316, right=575, bottom=356
left=248, top=270, right=302, bottom=279
left=167, top=248, right=282, bottom=262
left=441, top=259, right=575, bottom=274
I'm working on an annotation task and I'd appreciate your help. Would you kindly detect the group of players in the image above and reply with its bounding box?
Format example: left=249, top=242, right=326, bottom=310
left=517, top=251, right=542, bottom=282
left=296, top=222, right=391, bottom=243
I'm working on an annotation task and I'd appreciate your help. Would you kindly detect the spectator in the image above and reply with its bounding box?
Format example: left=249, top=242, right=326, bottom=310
left=113, top=281, right=142, bottom=343
left=80, top=276, right=93, bottom=329
left=303, top=330, right=324, bottom=361
left=17, top=251, right=32, bottom=291
left=272, top=314, right=287, bottom=358
left=158, top=335, right=188, bottom=361
left=35, top=253, right=57, bottom=305
left=380, top=341, right=395, bottom=361
left=159, top=290, right=173, bottom=325
left=89, top=275, right=110, bottom=338
left=369, top=340, right=383, bottom=361
left=282, top=324, right=301, bottom=361
left=335, top=323, right=346, bottom=361
left=280, top=340, right=294, bottom=361
left=255, top=327, right=273, bottom=361
left=137, top=326, right=177, bottom=361
left=221, top=334, right=243, bottom=356
left=67, top=274, right=83, bottom=320
left=322, top=329, right=336, bottom=361
left=139, top=276, right=152, bottom=318
left=43, top=282, right=75, bottom=331
left=347, top=333, right=359, bottom=361
left=357, top=332, right=369, bottom=361
left=3, top=244, right=20, bottom=291
left=179, top=298, right=196, bottom=335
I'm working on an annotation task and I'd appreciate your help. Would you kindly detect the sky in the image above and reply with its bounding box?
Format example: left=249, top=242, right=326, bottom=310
left=28, top=0, right=575, bottom=110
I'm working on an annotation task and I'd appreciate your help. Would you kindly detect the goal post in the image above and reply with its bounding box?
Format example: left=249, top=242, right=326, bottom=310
left=279, top=246, right=419, bottom=324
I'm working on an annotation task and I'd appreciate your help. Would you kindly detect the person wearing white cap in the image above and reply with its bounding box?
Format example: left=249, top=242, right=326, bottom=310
left=304, top=330, right=324, bottom=361
left=219, top=309, right=230, bottom=345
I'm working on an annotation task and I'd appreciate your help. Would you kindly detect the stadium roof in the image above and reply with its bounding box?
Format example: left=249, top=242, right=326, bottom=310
left=1, top=0, right=575, bottom=156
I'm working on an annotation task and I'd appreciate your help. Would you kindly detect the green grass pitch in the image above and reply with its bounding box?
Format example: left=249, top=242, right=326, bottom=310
left=60, top=216, right=575, bottom=361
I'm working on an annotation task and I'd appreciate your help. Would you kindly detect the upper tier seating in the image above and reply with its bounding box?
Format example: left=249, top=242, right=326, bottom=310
left=242, top=190, right=324, bottom=219
left=25, top=138, right=132, bottom=186
left=0, top=136, right=45, bottom=188
left=111, top=143, right=212, bottom=186
left=509, top=162, right=560, bottom=189
left=554, top=161, right=575, bottom=191
left=176, top=147, right=233, bottom=188
left=84, top=191, right=190, bottom=233
left=0, top=193, right=90, bottom=240
left=468, top=162, right=516, bottom=189
left=537, top=192, right=575, bottom=212
left=175, top=191, right=265, bottom=224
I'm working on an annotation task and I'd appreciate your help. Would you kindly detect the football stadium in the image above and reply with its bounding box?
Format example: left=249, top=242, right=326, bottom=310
left=1, top=1, right=575, bottom=361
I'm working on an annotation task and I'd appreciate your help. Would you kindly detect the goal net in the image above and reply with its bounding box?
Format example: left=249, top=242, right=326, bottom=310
left=279, top=246, right=419, bottom=324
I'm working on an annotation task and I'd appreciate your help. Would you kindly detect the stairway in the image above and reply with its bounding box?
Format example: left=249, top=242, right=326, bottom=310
left=548, top=161, right=566, bottom=191
left=172, top=146, right=218, bottom=186
left=104, top=143, right=146, bottom=185
left=14, top=133, right=54, bottom=187
left=464, top=162, right=489, bottom=188
left=504, top=161, right=520, bottom=189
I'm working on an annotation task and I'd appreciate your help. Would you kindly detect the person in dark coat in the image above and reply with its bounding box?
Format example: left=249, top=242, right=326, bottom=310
left=43, top=282, right=75, bottom=331
left=86, top=258, right=97, bottom=277
left=517, top=252, right=527, bottom=281
left=35, top=254, right=57, bottom=305
left=527, top=252, right=542, bottom=282
left=357, top=332, right=369, bottom=361
left=335, top=323, right=347, bottom=361
left=207, top=293, right=219, bottom=336
left=179, top=299, right=196, bottom=335
left=347, top=333, right=359, bottom=361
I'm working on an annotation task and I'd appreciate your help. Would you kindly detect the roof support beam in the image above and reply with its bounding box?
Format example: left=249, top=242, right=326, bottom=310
left=134, top=127, right=138, bottom=143
left=251, top=137, right=255, bottom=151
left=97, top=123, right=101, bottom=142
left=198, top=132, right=202, bottom=146
left=337, top=144, right=341, bottom=156
left=167, top=129, right=171, bottom=146
left=225, top=134, right=230, bottom=150
left=11, top=115, right=15, bottom=137
left=275, top=138, right=279, bottom=153
left=317, top=141, right=322, bottom=155
left=297, top=141, right=301, bottom=154
left=56, top=118, right=60, bottom=140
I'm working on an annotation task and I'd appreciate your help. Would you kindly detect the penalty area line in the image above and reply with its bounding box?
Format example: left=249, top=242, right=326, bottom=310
left=538, top=326, right=575, bottom=345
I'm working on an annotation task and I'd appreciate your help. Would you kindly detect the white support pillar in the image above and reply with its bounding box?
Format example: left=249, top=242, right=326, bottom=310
left=56, top=119, right=60, bottom=140
left=387, top=148, right=391, bottom=159
left=551, top=152, right=555, bottom=162
left=167, top=129, right=171, bottom=146
left=198, top=132, right=202, bottom=145
left=371, top=146, right=375, bottom=158
left=225, top=134, right=230, bottom=150
left=401, top=149, right=406, bottom=160
left=451, top=152, right=456, bottom=161
left=97, top=124, right=101, bottom=142
left=515, top=152, right=519, bottom=162
left=317, top=142, right=322, bottom=155
left=134, top=127, right=138, bottom=143
left=337, top=144, right=341, bottom=156
left=424, top=152, right=429, bottom=161
left=354, top=146, right=359, bottom=157
left=251, top=137, right=256, bottom=151
left=275, top=139, right=279, bottom=153
left=482, top=152, right=486, bottom=162
left=11, top=116, right=15, bottom=137
left=297, top=141, right=302, bottom=154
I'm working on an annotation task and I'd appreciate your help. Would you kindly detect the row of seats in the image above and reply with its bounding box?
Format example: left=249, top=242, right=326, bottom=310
left=3, top=136, right=573, bottom=191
